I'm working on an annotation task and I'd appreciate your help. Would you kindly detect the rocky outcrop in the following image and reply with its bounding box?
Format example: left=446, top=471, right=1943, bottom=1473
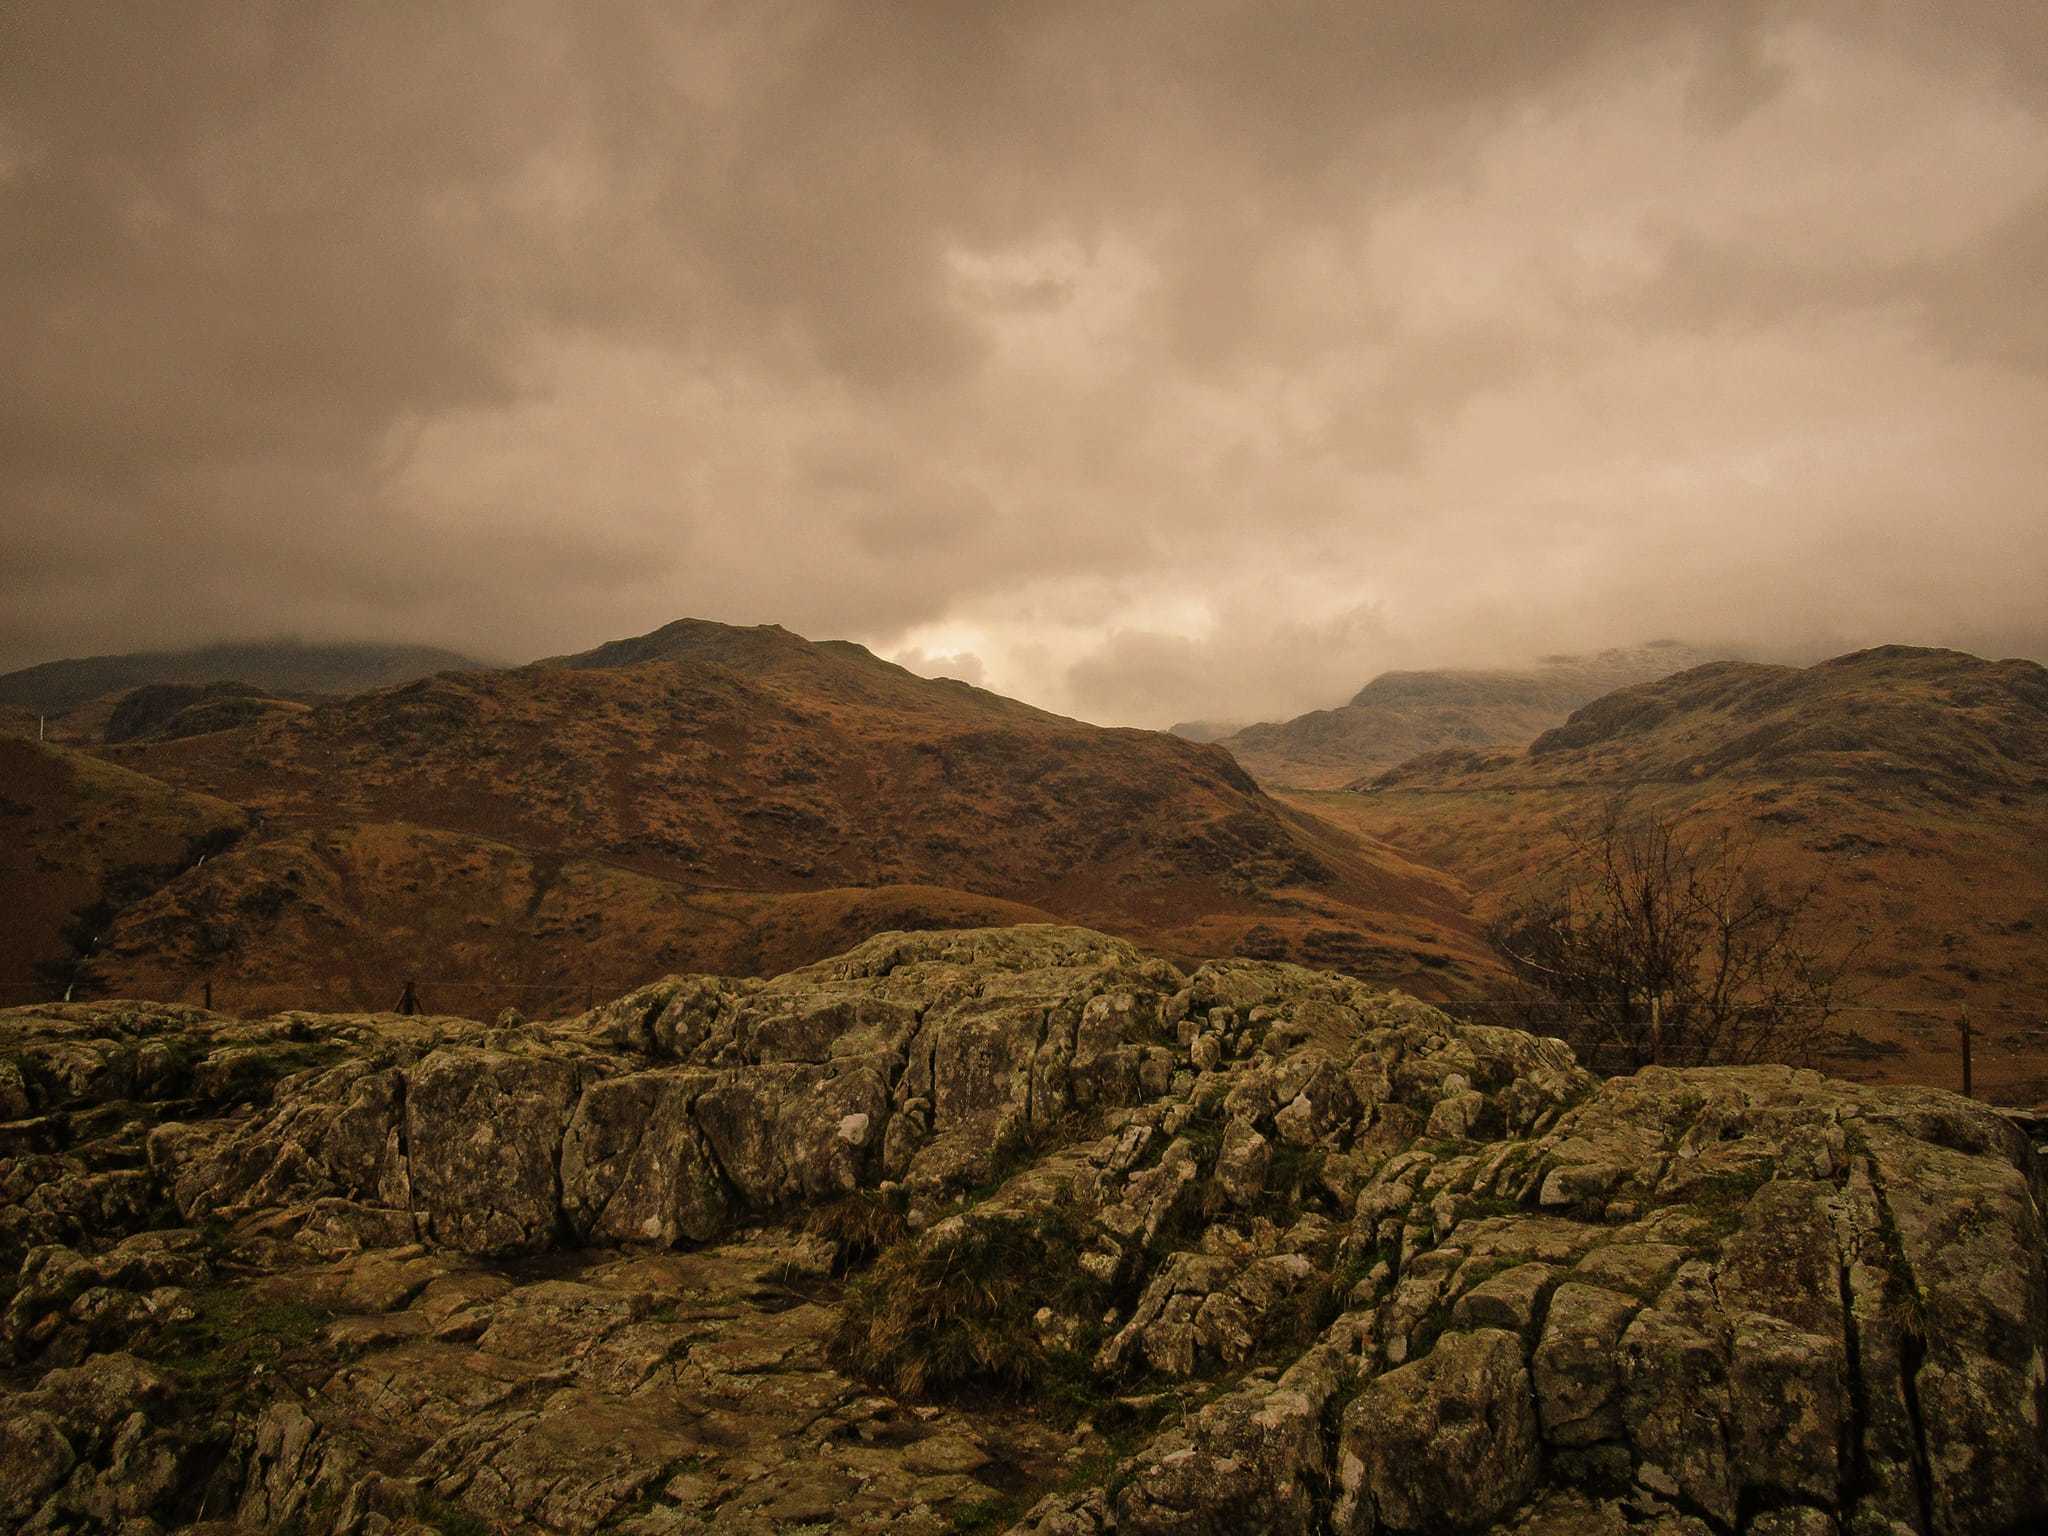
left=0, top=925, right=2042, bottom=1534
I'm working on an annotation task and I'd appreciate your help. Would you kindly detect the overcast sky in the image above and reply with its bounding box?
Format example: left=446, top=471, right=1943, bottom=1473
left=4, top=3, right=2045, bottom=726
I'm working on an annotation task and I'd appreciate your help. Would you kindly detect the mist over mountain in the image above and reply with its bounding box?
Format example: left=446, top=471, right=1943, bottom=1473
left=1166, top=720, right=1246, bottom=745
left=1216, top=642, right=1726, bottom=789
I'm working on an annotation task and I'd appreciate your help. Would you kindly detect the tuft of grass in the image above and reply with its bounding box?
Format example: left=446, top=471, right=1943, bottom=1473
left=1405, top=1295, right=1460, bottom=1362
left=1176, top=1097, right=1229, bottom=1170
left=806, top=1187, right=911, bottom=1274
left=1266, top=1142, right=1327, bottom=1207
left=831, top=1206, right=1108, bottom=1400
left=1300, top=1247, right=1382, bottom=1335
left=963, top=1116, right=1062, bottom=1203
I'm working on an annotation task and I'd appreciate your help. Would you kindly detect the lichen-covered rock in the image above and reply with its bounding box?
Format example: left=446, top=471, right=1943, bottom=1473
left=406, top=1048, right=581, bottom=1256
left=1338, top=1327, right=1539, bottom=1533
left=0, top=1408, right=74, bottom=1524
left=1111, top=1344, right=1343, bottom=1535
left=1532, top=1281, right=1638, bottom=1446
left=0, top=926, right=2042, bottom=1536
left=559, top=1068, right=729, bottom=1244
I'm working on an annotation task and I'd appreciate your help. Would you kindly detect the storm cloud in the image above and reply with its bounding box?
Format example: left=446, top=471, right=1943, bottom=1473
left=3, top=2, right=2045, bottom=725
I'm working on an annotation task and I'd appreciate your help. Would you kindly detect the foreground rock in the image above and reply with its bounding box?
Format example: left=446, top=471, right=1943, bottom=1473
left=1, top=925, right=2042, bottom=1534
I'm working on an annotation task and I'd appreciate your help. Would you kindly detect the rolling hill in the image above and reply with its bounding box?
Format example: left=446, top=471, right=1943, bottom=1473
left=1217, top=641, right=1725, bottom=789
left=0, top=638, right=491, bottom=722
left=1295, top=646, right=2048, bottom=1100
left=14, top=619, right=1491, bottom=1015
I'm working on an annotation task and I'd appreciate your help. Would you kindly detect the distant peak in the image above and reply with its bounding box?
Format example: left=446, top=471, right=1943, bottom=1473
left=545, top=617, right=821, bottom=673
left=1819, top=644, right=1979, bottom=669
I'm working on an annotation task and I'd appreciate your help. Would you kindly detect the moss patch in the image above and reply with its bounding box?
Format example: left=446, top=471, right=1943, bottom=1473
left=147, top=1282, right=337, bottom=1417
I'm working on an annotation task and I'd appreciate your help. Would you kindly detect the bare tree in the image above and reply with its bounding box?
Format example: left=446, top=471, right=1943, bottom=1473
left=1485, top=805, right=1859, bottom=1071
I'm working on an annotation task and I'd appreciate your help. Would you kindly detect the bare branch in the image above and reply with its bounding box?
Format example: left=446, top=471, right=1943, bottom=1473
left=1484, top=807, right=1856, bottom=1072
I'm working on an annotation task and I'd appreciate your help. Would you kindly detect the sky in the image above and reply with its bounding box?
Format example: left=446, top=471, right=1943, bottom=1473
left=3, top=3, right=2046, bottom=728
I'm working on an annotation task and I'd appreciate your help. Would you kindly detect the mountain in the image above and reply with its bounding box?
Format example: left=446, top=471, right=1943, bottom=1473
left=0, top=638, right=491, bottom=720
left=1216, top=641, right=1725, bottom=789
left=1297, top=646, right=2048, bottom=1101
left=3, top=927, right=2040, bottom=1533
left=16, top=619, right=1490, bottom=1014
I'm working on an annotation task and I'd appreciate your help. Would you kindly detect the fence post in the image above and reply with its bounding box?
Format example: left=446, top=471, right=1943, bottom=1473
left=1957, top=1012, right=1973, bottom=1098
left=1649, top=995, right=1662, bottom=1066
left=203, top=979, right=213, bottom=1011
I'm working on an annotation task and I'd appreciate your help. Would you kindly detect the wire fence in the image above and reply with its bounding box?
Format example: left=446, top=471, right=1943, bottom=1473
left=0, top=973, right=602, bottom=1016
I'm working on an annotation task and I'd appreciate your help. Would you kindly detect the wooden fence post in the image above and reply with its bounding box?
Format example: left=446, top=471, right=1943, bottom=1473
left=1958, top=1012, right=1973, bottom=1098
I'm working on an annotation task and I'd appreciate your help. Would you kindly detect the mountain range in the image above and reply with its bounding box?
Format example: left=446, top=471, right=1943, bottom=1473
left=6, top=623, right=2044, bottom=1104
left=6, top=619, right=1486, bottom=1017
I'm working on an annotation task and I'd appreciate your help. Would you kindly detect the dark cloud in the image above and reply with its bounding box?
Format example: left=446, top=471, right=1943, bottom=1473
left=1, top=3, right=2043, bottom=723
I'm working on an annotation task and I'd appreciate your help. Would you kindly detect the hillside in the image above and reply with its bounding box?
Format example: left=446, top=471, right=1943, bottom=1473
left=0, top=738, right=249, bottom=1005
left=1219, top=641, right=1724, bottom=789
left=99, top=681, right=312, bottom=745
left=25, top=619, right=1490, bottom=1013
left=0, top=638, right=490, bottom=720
left=1, top=927, right=2040, bottom=1533
left=1298, top=646, right=2048, bottom=1100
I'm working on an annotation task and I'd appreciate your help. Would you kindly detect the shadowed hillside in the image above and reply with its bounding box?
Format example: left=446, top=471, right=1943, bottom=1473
left=0, top=638, right=490, bottom=720
left=0, top=738, right=249, bottom=1004
left=1297, top=646, right=2048, bottom=1100
left=18, top=620, right=1491, bottom=1013
left=1219, top=642, right=1724, bottom=789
